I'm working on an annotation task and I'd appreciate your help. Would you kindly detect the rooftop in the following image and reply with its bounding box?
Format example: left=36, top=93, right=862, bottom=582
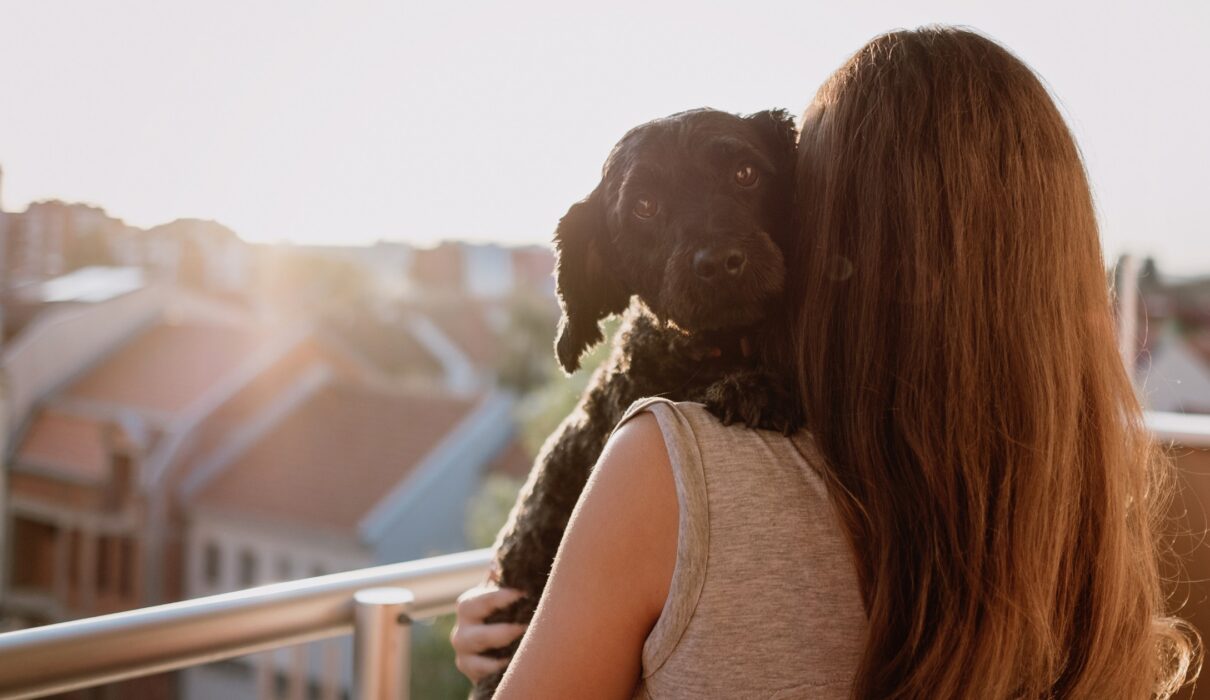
left=14, top=410, right=109, bottom=482
left=66, top=320, right=274, bottom=416
left=191, top=382, right=477, bottom=531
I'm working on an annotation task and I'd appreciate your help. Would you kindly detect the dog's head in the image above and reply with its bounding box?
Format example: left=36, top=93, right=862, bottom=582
left=552, top=108, right=797, bottom=372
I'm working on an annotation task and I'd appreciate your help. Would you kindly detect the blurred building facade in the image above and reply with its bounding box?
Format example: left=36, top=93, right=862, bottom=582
left=0, top=166, right=556, bottom=698
left=1119, top=256, right=1210, bottom=414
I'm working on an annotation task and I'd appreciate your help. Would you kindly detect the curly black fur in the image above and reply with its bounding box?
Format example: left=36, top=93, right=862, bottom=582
left=473, top=108, right=802, bottom=698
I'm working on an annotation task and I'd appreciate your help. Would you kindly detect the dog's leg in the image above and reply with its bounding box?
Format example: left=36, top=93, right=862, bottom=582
left=473, top=312, right=707, bottom=698
left=470, top=405, right=614, bottom=696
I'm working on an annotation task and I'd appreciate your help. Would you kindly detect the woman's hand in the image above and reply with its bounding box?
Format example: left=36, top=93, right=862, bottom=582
left=450, top=585, right=528, bottom=683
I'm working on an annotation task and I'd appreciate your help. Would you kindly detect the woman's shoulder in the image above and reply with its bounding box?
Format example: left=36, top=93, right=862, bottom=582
left=617, top=395, right=828, bottom=500
left=618, top=396, right=703, bottom=420
left=618, top=396, right=812, bottom=449
left=614, top=398, right=719, bottom=469
left=617, top=396, right=728, bottom=434
left=606, top=406, right=673, bottom=464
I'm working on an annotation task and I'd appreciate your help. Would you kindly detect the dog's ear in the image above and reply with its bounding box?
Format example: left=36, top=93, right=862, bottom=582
left=552, top=189, right=629, bottom=373
left=745, top=109, right=798, bottom=162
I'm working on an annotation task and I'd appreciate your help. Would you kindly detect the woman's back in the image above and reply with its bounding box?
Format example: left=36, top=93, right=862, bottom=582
left=789, top=27, right=1198, bottom=697
left=622, top=398, right=866, bottom=699
left=483, top=26, right=1198, bottom=700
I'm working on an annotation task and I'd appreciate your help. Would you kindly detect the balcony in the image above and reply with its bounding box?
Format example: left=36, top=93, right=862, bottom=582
left=0, top=412, right=1208, bottom=700
left=0, top=549, right=491, bottom=699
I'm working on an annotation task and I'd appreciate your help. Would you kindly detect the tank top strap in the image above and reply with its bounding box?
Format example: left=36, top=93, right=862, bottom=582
left=614, top=397, right=713, bottom=675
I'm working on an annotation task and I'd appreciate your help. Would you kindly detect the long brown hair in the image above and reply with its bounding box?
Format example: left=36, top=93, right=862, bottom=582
left=791, top=27, right=1199, bottom=698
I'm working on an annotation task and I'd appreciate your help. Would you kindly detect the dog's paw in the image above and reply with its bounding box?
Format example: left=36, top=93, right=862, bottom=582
left=704, top=369, right=803, bottom=435
left=703, top=373, right=751, bottom=426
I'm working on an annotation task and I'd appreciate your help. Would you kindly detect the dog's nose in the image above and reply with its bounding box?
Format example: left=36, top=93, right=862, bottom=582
left=693, top=248, right=747, bottom=280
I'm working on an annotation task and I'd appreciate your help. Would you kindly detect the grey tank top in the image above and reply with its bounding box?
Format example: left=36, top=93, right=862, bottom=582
left=617, top=398, right=868, bottom=699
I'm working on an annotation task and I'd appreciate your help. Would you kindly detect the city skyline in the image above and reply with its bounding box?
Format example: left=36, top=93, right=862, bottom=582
left=0, top=1, right=1207, bottom=270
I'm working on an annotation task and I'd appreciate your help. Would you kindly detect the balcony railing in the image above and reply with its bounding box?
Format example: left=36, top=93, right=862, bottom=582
left=0, top=548, right=492, bottom=700
left=0, top=412, right=1207, bottom=700
left=1147, top=410, right=1210, bottom=448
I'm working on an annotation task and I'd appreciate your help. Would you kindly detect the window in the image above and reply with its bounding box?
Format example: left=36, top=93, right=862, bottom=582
left=66, top=529, right=81, bottom=591
left=203, top=542, right=222, bottom=588
left=117, top=537, right=134, bottom=598
left=11, top=517, right=57, bottom=590
left=106, top=453, right=134, bottom=509
left=96, top=534, right=113, bottom=594
left=238, top=549, right=258, bottom=588
left=306, top=680, right=324, bottom=700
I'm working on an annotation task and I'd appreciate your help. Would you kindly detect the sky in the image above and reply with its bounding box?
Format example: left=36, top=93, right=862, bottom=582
left=0, top=1, right=1207, bottom=271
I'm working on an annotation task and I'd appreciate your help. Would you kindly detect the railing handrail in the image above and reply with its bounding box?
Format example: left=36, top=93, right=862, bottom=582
left=0, top=411, right=1206, bottom=698
left=0, top=548, right=492, bottom=700
left=1148, top=410, right=1210, bottom=448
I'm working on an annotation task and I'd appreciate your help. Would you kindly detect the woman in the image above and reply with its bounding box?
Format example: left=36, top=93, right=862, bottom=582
left=453, top=27, right=1199, bottom=698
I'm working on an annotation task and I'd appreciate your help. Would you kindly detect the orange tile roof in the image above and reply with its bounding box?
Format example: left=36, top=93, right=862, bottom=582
left=16, top=411, right=109, bottom=481
left=419, top=301, right=500, bottom=368
left=164, top=336, right=368, bottom=492
left=192, top=383, right=476, bottom=532
left=67, top=321, right=273, bottom=415
left=8, top=470, right=103, bottom=510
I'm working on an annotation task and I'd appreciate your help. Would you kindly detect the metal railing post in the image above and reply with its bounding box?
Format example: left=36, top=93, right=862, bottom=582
left=353, top=587, right=415, bottom=700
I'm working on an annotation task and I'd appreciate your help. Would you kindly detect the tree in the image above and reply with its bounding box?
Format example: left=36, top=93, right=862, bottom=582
left=495, top=291, right=560, bottom=393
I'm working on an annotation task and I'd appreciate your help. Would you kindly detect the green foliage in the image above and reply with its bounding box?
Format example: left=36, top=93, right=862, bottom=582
left=465, top=473, right=527, bottom=550
left=495, top=292, right=560, bottom=393
left=514, top=316, right=620, bottom=456
left=410, top=614, right=470, bottom=699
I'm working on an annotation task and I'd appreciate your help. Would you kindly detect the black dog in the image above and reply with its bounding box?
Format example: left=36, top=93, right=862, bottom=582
left=474, top=108, right=802, bottom=697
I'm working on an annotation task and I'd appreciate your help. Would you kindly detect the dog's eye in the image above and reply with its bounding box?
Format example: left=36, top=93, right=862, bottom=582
left=734, top=164, right=759, bottom=188
left=632, top=196, right=659, bottom=219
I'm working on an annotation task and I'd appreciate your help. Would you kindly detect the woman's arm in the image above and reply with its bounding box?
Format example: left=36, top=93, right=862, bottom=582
left=495, top=412, right=679, bottom=699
